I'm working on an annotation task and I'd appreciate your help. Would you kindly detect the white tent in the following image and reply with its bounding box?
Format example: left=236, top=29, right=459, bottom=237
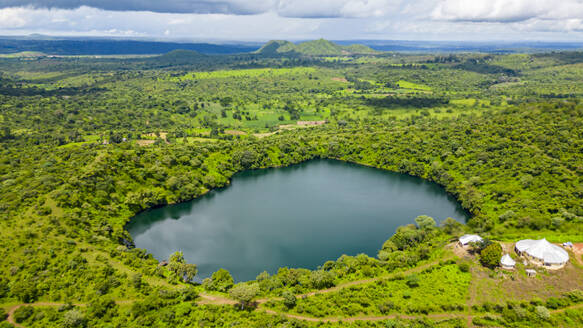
left=500, top=254, right=516, bottom=269
left=459, top=234, right=483, bottom=246
left=515, top=238, right=569, bottom=266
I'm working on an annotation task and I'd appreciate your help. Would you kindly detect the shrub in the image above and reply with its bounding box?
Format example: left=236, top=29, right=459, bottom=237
left=567, top=290, right=583, bottom=303
left=13, top=306, right=34, bottom=323
left=0, top=308, right=6, bottom=321
left=282, top=291, right=297, bottom=309
left=10, top=281, right=38, bottom=303
left=0, top=279, right=8, bottom=298
left=309, top=270, right=335, bottom=289
left=203, top=268, right=234, bottom=292
left=178, top=286, right=198, bottom=302
left=63, top=309, right=86, bottom=328
left=458, top=262, right=470, bottom=273
left=405, top=274, right=420, bottom=288
left=546, top=297, right=567, bottom=309
left=535, top=305, right=550, bottom=321
left=378, top=300, right=396, bottom=314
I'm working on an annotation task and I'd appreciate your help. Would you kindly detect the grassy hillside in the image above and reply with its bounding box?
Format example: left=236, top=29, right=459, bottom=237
left=257, top=39, right=378, bottom=56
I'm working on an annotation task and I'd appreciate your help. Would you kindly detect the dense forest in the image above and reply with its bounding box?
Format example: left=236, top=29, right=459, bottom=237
left=1, top=42, right=583, bottom=327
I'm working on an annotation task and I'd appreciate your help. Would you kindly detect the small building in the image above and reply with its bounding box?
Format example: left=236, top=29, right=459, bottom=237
left=526, top=269, right=537, bottom=277
left=515, top=238, right=569, bottom=269
left=563, top=242, right=574, bottom=248
left=459, top=234, right=483, bottom=247
left=500, top=254, right=516, bottom=270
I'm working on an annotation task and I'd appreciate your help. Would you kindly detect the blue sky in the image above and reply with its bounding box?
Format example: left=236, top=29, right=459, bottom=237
left=0, top=0, right=582, bottom=41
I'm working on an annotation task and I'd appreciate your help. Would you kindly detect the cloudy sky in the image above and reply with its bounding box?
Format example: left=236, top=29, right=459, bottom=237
left=0, top=0, right=582, bottom=41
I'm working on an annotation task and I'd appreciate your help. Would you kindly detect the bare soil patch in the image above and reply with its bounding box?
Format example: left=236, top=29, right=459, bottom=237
left=136, top=139, right=156, bottom=146
left=331, top=77, right=348, bottom=83
left=470, top=261, right=583, bottom=306
left=224, top=130, right=247, bottom=136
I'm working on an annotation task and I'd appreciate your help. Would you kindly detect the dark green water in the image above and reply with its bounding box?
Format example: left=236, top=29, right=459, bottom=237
left=127, top=160, right=467, bottom=281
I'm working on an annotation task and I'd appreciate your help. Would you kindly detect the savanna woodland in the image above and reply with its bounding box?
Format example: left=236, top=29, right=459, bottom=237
left=1, top=39, right=583, bottom=328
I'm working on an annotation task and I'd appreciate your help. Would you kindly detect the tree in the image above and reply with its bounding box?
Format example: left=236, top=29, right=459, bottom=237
left=535, top=305, right=550, bottom=321
left=479, top=243, right=502, bottom=269
left=309, top=270, right=335, bottom=289
left=203, top=268, right=234, bottom=292
left=63, top=309, right=86, bottom=328
left=238, top=150, right=258, bottom=168
left=10, top=281, right=37, bottom=303
left=167, top=251, right=197, bottom=283
left=229, top=283, right=260, bottom=309
left=441, top=217, right=463, bottom=235
left=415, top=215, right=436, bottom=230
left=282, top=291, right=297, bottom=309
left=13, top=306, right=34, bottom=324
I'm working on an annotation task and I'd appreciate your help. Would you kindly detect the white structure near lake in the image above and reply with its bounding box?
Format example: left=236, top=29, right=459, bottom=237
left=515, top=238, right=569, bottom=269
left=500, top=254, right=516, bottom=270
left=459, top=234, right=483, bottom=246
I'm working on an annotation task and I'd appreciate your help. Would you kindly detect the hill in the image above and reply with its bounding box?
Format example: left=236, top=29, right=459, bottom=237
left=257, top=39, right=378, bottom=56
left=0, top=38, right=260, bottom=55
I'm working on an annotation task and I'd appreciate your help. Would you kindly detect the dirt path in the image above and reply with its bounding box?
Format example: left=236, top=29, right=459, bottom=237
left=7, top=298, right=583, bottom=327
left=4, top=257, right=452, bottom=326
left=551, top=303, right=583, bottom=314
left=573, top=244, right=583, bottom=266
left=7, top=302, right=85, bottom=328
left=198, top=293, right=238, bottom=305
left=296, top=256, right=453, bottom=299
left=261, top=308, right=466, bottom=323
left=5, top=300, right=135, bottom=327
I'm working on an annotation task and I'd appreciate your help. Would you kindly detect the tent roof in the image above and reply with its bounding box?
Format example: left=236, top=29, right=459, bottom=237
left=500, top=254, right=516, bottom=266
left=459, top=234, right=483, bottom=245
left=515, top=238, right=569, bottom=264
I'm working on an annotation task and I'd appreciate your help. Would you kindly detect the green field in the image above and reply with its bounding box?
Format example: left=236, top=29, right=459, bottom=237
left=1, top=42, right=583, bottom=327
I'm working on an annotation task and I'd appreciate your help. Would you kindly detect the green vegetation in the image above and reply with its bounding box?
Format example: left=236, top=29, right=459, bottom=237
left=0, top=40, right=583, bottom=327
left=257, top=39, right=377, bottom=56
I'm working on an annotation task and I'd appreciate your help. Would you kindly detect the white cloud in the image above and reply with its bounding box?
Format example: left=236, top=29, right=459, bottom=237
left=432, top=0, right=583, bottom=23
left=276, top=0, right=401, bottom=18
left=0, top=7, right=27, bottom=28
left=0, top=1, right=582, bottom=40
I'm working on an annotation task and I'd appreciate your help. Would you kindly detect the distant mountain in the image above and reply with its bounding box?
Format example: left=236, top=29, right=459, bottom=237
left=0, top=38, right=260, bottom=55
left=257, top=39, right=378, bottom=56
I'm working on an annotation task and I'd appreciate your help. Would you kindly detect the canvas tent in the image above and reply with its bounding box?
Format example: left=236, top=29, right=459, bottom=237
left=459, top=234, right=483, bottom=246
left=500, top=254, right=516, bottom=269
left=515, top=238, right=569, bottom=269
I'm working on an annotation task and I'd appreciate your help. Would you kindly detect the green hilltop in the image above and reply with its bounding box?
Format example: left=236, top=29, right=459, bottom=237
left=257, top=39, right=378, bottom=56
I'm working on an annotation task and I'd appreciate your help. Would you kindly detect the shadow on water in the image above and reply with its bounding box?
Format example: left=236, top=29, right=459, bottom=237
left=126, top=159, right=469, bottom=281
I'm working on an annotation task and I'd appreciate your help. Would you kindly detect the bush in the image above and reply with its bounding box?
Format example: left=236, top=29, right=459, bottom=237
left=0, top=308, right=6, bottom=321
left=282, top=291, right=297, bottom=309
left=203, top=268, right=234, bottom=292
left=378, top=301, right=396, bottom=314
left=63, top=309, right=86, bottom=328
left=535, top=305, right=550, bottom=321
left=309, top=270, right=335, bottom=289
left=10, top=281, right=37, bottom=303
left=458, top=262, right=470, bottom=273
left=13, top=306, right=34, bottom=324
left=405, top=274, right=420, bottom=288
